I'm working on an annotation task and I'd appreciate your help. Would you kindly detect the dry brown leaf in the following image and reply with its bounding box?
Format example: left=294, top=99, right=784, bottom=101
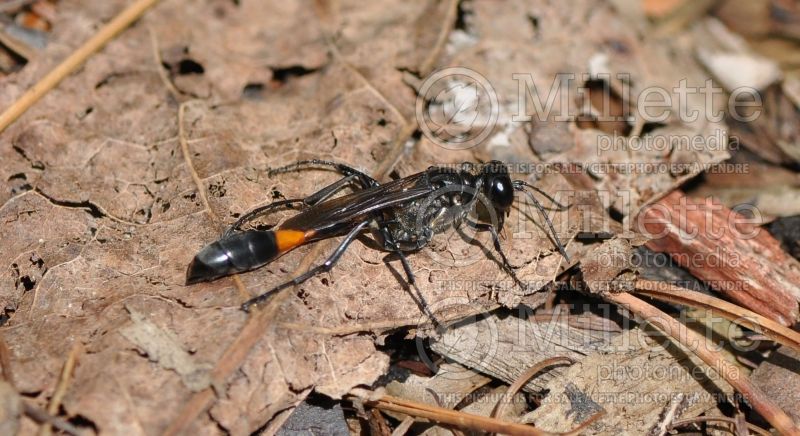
left=0, top=0, right=750, bottom=433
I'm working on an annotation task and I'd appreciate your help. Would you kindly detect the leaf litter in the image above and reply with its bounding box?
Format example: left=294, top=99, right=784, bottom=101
left=0, top=0, right=798, bottom=434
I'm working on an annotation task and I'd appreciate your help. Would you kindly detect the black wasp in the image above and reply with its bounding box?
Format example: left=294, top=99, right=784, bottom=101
left=186, top=160, right=570, bottom=312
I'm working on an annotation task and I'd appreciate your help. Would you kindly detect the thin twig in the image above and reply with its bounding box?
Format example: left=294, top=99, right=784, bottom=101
left=23, top=402, right=85, bottom=436
left=491, top=356, right=574, bottom=421
left=603, top=291, right=800, bottom=435
left=0, top=332, right=15, bottom=386
left=355, top=389, right=603, bottom=436
left=634, top=280, right=800, bottom=354
left=417, top=0, right=460, bottom=76
left=148, top=27, right=182, bottom=102
left=354, top=390, right=551, bottom=436
left=669, top=416, right=772, bottom=436
left=320, top=33, right=408, bottom=128
left=39, top=343, right=82, bottom=436
left=648, top=393, right=686, bottom=436
left=0, top=0, right=162, bottom=133
left=178, top=102, right=212, bottom=218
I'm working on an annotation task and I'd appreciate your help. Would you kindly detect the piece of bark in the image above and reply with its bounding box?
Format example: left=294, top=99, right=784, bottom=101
left=384, top=362, right=492, bottom=410
left=687, top=151, right=800, bottom=219
left=431, top=315, right=617, bottom=393
left=750, top=346, right=800, bottom=424
left=638, top=190, right=800, bottom=325
left=521, top=328, right=732, bottom=434
left=580, top=238, right=637, bottom=295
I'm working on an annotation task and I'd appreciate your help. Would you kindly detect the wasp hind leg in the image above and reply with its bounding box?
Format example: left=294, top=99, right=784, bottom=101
left=223, top=199, right=306, bottom=238
left=225, top=171, right=368, bottom=237
left=269, top=159, right=380, bottom=188
left=241, top=220, right=371, bottom=312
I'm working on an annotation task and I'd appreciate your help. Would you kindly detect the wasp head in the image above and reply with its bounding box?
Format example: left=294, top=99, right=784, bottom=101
left=480, top=160, right=514, bottom=212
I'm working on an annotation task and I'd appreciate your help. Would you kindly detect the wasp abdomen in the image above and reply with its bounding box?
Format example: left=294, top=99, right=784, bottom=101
left=186, top=229, right=308, bottom=284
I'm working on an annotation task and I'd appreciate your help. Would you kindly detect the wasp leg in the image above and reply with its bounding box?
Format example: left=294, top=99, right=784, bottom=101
left=223, top=199, right=305, bottom=238
left=377, top=226, right=445, bottom=329
left=241, top=220, right=371, bottom=312
left=269, top=159, right=379, bottom=188
left=469, top=221, right=528, bottom=292
left=395, top=248, right=442, bottom=329
left=225, top=173, right=364, bottom=237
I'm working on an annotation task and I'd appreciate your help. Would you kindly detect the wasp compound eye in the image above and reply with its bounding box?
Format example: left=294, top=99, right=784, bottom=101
left=489, top=175, right=514, bottom=210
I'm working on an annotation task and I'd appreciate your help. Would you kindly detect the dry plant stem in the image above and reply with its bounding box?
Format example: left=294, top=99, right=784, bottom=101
left=148, top=27, right=182, bottom=102
left=603, top=292, right=800, bottom=436
left=359, top=391, right=603, bottom=436
left=417, top=0, right=460, bottom=76
left=359, top=392, right=552, bottom=436
left=320, top=27, right=416, bottom=182
left=23, top=402, right=85, bottom=436
left=634, top=279, right=800, bottom=354
left=0, top=29, right=36, bottom=60
left=39, top=343, right=81, bottom=436
left=321, top=33, right=407, bottom=128
left=390, top=416, right=415, bottom=436
left=0, top=0, right=162, bottom=133
left=669, top=416, right=771, bottom=436
left=491, top=356, right=575, bottom=420
left=0, top=333, right=14, bottom=385
left=648, top=393, right=685, bottom=436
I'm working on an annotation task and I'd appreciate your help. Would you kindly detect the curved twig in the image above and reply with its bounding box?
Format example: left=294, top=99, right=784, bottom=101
left=669, top=415, right=771, bottom=436
left=0, top=0, right=162, bottom=133
left=634, top=279, right=800, bottom=354
left=603, top=291, right=800, bottom=436
left=491, top=356, right=575, bottom=420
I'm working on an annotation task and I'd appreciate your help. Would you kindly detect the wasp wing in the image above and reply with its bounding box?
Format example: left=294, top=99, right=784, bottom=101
left=279, top=172, right=435, bottom=234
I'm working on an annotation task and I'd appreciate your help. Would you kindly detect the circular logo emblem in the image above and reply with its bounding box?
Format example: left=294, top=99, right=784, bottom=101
left=416, top=67, right=500, bottom=150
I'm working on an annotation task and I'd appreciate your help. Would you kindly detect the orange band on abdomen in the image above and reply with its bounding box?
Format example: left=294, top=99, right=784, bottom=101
left=274, top=229, right=311, bottom=253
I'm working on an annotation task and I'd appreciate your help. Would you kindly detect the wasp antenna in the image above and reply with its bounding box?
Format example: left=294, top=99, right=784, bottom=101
left=515, top=184, right=570, bottom=262
left=513, top=180, right=570, bottom=211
